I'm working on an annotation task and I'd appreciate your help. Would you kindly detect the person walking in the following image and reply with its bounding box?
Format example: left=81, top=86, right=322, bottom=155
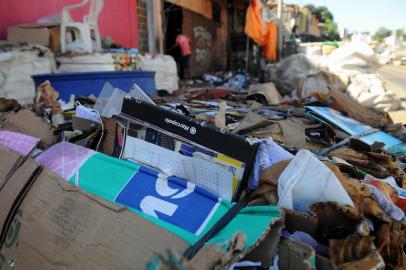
left=169, top=29, right=191, bottom=79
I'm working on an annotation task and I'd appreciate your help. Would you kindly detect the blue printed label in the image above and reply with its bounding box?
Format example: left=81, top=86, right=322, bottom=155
left=115, top=166, right=220, bottom=235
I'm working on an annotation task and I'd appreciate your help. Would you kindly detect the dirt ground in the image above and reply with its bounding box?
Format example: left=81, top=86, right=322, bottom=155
left=378, top=65, right=406, bottom=123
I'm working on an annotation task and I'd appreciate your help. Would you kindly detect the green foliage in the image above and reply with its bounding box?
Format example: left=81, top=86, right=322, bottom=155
left=395, top=29, right=406, bottom=38
left=323, top=18, right=339, bottom=40
left=304, top=4, right=316, bottom=13
left=315, top=6, right=339, bottom=40
left=373, top=27, right=392, bottom=43
left=303, top=4, right=340, bottom=41
left=316, top=6, right=333, bottom=22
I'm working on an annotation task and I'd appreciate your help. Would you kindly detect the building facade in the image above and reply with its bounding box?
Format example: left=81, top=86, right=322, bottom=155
left=1, top=0, right=246, bottom=76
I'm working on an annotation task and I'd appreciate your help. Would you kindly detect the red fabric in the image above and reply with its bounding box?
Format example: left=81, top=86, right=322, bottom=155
left=369, top=180, right=406, bottom=213
left=176, top=34, right=191, bottom=56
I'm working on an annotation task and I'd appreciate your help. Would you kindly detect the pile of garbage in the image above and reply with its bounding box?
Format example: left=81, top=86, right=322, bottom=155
left=185, top=71, right=251, bottom=93
left=0, top=41, right=55, bottom=103
left=268, top=42, right=403, bottom=112
left=0, top=62, right=405, bottom=269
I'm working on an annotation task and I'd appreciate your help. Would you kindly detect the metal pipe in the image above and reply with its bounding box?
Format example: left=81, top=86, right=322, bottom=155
left=277, top=0, right=283, bottom=60
left=144, top=0, right=156, bottom=54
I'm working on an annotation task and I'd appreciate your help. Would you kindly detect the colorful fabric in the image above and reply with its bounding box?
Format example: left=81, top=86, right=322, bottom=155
left=176, top=35, right=191, bottom=56
left=367, top=184, right=404, bottom=221
left=36, top=142, right=281, bottom=250
left=0, top=131, right=40, bottom=156
left=245, top=0, right=278, bottom=61
left=112, top=53, right=142, bottom=71
left=245, top=0, right=267, bottom=46
left=247, top=137, right=293, bottom=189
left=364, top=175, right=406, bottom=215
left=263, top=21, right=278, bottom=62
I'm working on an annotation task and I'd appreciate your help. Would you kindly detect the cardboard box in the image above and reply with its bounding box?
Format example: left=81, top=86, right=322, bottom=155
left=100, top=116, right=117, bottom=156
left=49, top=27, right=61, bottom=53
left=278, top=237, right=316, bottom=270
left=0, top=110, right=56, bottom=148
left=243, top=218, right=283, bottom=266
left=282, top=209, right=334, bottom=270
left=283, top=209, right=318, bottom=237
left=0, top=147, right=284, bottom=269
left=7, top=23, right=60, bottom=52
left=0, top=138, right=290, bottom=269
left=0, top=150, right=190, bottom=269
left=0, top=147, right=21, bottom=187
left=316, top=255, right=334, bottom=270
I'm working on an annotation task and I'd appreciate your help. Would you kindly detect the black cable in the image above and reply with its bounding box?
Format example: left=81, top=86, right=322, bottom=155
left=183, top=196, right=250, bottom=260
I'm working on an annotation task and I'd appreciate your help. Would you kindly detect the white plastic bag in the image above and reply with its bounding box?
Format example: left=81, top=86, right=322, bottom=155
left=140, top=54, right=178, bottom=93
left=277, top=150, right=354, bottom=212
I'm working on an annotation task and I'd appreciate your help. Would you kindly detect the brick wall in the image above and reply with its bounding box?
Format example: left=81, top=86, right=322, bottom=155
left=137, top=0, right=149, bottom=52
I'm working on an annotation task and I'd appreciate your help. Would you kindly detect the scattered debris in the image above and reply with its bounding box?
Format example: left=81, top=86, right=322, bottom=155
left=0, top=10, right=405, bottom=269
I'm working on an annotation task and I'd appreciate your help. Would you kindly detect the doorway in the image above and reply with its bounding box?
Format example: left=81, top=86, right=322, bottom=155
left=164, top=3, right=183, bottom=55
left=164, top=2, right=183, bottom=76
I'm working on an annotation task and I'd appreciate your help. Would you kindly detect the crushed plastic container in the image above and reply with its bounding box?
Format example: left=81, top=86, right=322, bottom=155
left=32, top=71, right=156, bottom=101
left=93, top=83, right=127, bottom=118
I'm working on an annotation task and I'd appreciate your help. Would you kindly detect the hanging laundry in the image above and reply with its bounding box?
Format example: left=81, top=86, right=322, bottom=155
left=245, top=0, right=278, bottom=61
left=244, top=0, right=268, bottom=46
left=263, top=21, right=278, bottom=62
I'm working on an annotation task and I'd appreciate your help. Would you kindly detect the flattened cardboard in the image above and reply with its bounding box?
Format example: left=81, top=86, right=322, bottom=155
left=316, top=255, right=333, bottom=270
left=278, top=237, right=316, bottom=270
left=7, top=26, right=50, bottom=46
left=278, top=210, right=335, bottom=269
left=0, top=149, right=282, bottom=269
left=7, top=23, right=59, bottom=48
left=243, top=219, right=284, bottom=266
left=0, top=167, right=189, bottom=270
left=49, top=27, right=61, bottom=52
left=0, top=110, right=56, bottom=148
left=283, top=209, right=318, bottom=238
left=0, top=158, right=38, bottom=232
left=100, top=117, right=117, bottom=156
left=0, top=147, right=21, bottom=188
left=329, top=236, right=386, bottom=269
left=278, top=119, right=306, bottom=149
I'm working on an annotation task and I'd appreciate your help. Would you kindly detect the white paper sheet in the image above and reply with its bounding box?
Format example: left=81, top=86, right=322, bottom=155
left=123, top=136, right=233, bottom=200
left=75, top=105, right=101, bottom=123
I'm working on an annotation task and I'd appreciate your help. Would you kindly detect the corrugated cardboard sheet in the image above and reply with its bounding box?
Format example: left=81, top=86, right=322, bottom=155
left=0, top=146, right=284, bottom=269
left=0, top=152, right=189, bottom=269
left=0, top=110, right=56, bottom=148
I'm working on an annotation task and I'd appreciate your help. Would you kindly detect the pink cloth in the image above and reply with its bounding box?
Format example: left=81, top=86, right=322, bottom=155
left=0, top=131, right=40, bottom=156
left=176, top=35, right=191, bottom=56
left=36, top=142, right=95, bottom=179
